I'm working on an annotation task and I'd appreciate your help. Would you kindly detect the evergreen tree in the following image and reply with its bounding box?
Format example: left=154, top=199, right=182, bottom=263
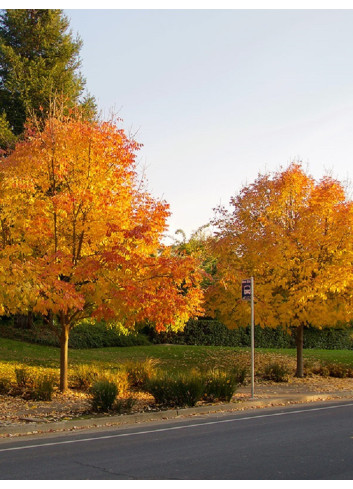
left=0, top=9, right=95, bottom=148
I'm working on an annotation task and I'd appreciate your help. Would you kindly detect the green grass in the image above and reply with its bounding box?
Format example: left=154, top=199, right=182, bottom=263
left=0, top=338, right=352, bottom=373
left=0, top=337, right=247, bottom=371
left=0, top=337, right=60, bottom=367
left=256, top=347, right=353, bottom=366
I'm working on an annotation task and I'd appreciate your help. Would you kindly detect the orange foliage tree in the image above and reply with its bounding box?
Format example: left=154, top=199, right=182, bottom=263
left=208, top=164, right=353, bottom=376
left=0, top=115, right=203, bottom=390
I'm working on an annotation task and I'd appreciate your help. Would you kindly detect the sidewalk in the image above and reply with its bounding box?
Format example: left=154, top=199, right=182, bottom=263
left=1, top=382, right=352, bottom=439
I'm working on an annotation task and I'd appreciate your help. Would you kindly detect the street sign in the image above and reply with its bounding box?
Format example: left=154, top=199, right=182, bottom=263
left=241, top=279, right=252, bottom=300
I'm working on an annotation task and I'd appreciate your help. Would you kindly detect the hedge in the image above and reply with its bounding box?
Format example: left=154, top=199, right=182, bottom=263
left=2, top=316, right=353, bottom=350
left=0, top=319, right=151, bottom=349
left=145, top=319, right=353, bottom=350
left=69, top=322, right=150, bottom=348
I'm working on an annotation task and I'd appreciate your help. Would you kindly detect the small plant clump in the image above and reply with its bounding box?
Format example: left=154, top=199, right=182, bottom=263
left=70, top=364, right=102, bottom=391
left=32, top=374, right=56, bottom=401
left=231, top=364, right=248, bottom=386
left=114, top=397, right=137, bottom=415
left=90, top=380, right=119, bottom=412
left=0, top=376, right=11, bottom=394
left=326, top=363, right=353, bottom=378
left=70, top=364, right=132, bottom=395
left=204, top=368, right=242, bottom=402
left=15, top=367, right=32, bottom=389
left=124, top=359, right=158, bottom=390
left=262, top=362, right=290, bottom=382
left=310, top=362, right=353, bottom=378
left=144, top=370, right=206, bottom=408
left=3, top=365, right=60, bottom=399
left=103, top=370, right=130, bottom=395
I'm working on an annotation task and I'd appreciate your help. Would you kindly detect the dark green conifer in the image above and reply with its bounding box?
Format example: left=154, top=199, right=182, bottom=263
left=0, top=9, right=95, bottom=148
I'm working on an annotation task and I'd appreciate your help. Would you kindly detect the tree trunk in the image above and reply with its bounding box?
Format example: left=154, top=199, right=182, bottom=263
left=295, top=323, right=304, bottom=378
left=59, top=313, right=70, bottom=392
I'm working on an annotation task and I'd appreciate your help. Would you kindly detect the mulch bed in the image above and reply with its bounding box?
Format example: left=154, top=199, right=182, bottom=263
left=1, top=376, right=352, bottom=431
left=0, top=390, right=156, bottom=428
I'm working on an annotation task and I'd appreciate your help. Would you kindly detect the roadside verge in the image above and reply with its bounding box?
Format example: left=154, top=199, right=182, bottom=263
left=1, top=390, right=352, bottom=439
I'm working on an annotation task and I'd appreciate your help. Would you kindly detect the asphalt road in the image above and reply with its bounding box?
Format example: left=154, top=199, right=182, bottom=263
left=0, top=400, right=353, bottom=479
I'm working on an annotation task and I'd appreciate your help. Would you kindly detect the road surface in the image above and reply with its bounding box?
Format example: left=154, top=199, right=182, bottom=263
left=0, top=400, right=352, bottom=479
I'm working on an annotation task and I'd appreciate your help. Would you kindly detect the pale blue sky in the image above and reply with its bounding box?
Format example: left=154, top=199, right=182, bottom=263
left=66, top=9, right=353, bottom=238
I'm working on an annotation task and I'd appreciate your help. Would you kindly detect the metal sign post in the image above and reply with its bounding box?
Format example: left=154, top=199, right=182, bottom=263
left=242, top=277, right=255, bottom=399
left=250, top=276, right=254, bottom=399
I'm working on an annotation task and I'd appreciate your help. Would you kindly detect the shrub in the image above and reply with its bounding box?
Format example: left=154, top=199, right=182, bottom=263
left=70, top=364, right=131, bottom=394
left=323, top=363, right=352, bottom=378
left=32, top=374, right=56, bottom=401
left=91, top=380, right=118, bottom=411
left=106, top=370, right=130, bottom=395
left=231, top=364, right=248, bottom=385
left=144, top=370, right=205, bottom=407
left=326, top=363, right=349, bottom=378
left=309, top=363, right=330, bottom=377
left=308, top=362, right=353, bottom=378
left=262, top=362, right=290, bottom=382
left=114, top=397, right=136, bottom=414
left=70, top=364, right=102, bottom=391
left=124, top=359, right=158, bottom=390
left=0, top=376, right=12, bottom=394
left=204, top=369, right=239, bottom=402
left=303, top=359, right=317, bottom=377
left=15, top=367, right=32, bottom=388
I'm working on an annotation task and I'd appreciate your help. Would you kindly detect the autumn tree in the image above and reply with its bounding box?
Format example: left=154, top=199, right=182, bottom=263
left=0, top=115, right=203, bottom=391
left=208, top=164, right=353, bottom=377
left=0, top=9, right=95, bottom=149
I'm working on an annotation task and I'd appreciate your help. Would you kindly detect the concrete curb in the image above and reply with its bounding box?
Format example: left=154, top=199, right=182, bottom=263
left=1, top=391, right=352, bottom=438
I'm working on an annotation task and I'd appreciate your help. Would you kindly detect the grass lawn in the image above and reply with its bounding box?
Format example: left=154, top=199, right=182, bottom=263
left=256, top=347, right=353, bottom=366
left=0, top=337, right=352, bottom=373
left=0, top=337, right=248, bottom=371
